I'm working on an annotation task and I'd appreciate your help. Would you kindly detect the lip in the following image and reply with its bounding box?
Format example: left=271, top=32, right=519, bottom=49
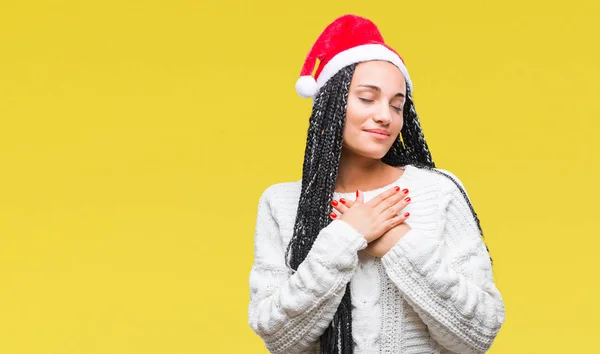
left=364, top=129, right=390, bottom=139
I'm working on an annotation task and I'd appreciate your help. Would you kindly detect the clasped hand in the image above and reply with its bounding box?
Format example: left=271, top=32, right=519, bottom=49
left=330, top=186, right=412, bottom=258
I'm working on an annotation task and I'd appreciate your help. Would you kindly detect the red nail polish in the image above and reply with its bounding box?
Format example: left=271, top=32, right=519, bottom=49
left=356, top=190, right=359, bottom=198
left=394, top=186, right=400, bottom=192
left=330, top=212, right=337, bottom=219
left=340, top=198, right=346, bottom=204
left=331, top=200, right=338, bottom=206
left=404, top=212, right=410, bottom=217
left=402, top=188, right=409, bottom=194
left=404, top=197, right=411, bottom=202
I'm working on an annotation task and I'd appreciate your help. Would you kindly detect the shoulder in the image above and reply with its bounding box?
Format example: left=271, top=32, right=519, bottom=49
left=431, top=167, right=467, bottom=190
left=406, top=164, right=466, bottom=189
left=408, top=165, right=470, bottom=198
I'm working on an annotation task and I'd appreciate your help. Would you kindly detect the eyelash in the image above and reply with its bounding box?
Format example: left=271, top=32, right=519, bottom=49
left=359, top=98, right=403, bottom=113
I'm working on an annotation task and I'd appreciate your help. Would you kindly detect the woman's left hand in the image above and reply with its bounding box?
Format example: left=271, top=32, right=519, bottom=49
left=331, top=197, right=412, bottom=258
left=365, top=223, right=411, bottom=257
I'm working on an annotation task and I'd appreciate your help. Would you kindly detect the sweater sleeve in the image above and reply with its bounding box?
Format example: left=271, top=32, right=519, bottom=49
left=380, top=180, right=506, bottom=353
left=248, top=186, right=367, bottom=354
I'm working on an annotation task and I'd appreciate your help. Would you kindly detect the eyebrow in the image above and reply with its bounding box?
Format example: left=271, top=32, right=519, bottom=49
left=357, top=84, right=405, bottom=98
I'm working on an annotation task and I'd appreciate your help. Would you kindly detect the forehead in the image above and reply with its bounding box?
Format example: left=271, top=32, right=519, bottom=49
left=351, top=60, right=406, bottom=93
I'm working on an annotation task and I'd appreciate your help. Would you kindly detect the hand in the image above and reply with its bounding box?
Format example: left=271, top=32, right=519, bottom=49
left=364, top=223, right=412, bottom=257
left=330, top=187, right=410, bottom=243
left=329, top=187, right=412, bottom=243
left=331, top=189, right=412, bottom=257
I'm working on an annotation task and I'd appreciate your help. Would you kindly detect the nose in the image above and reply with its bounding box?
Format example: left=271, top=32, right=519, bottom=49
left=373, top=103, right=392, bottom=126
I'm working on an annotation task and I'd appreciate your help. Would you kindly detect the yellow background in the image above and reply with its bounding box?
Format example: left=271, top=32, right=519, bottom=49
left=1, top=0, right=598, bottom=353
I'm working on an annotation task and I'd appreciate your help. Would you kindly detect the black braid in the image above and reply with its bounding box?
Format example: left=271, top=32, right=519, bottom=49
left=286, top=63, right=492, bottom=354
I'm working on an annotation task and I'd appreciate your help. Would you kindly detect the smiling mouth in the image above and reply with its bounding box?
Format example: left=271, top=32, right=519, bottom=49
left=365, top=130, right=390, bottom=139
left=365, top=130, right=389, bottom=135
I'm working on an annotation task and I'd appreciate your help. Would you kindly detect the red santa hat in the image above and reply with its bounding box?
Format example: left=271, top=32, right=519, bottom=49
left=295, top=14, right=413, bottom=99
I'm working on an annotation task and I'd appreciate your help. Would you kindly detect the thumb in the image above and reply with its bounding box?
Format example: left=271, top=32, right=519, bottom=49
left=355, top=189, right=364, bottom=204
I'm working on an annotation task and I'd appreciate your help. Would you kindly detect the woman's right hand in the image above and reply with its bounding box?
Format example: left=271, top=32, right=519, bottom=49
left=332, top=187, right=411, bottom=243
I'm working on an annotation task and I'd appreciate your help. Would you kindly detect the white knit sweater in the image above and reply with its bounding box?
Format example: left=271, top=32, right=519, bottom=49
left=248, top=165, right=506, bottom=354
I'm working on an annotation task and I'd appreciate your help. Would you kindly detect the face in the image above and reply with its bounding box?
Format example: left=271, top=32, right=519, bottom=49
left=343, top=60, right=407, bottom=159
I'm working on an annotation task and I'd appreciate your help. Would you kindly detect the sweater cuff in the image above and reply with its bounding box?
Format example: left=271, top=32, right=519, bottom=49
left=309, top=219, right=367, bottom=269
left=381, top=229, right=440, bottom=277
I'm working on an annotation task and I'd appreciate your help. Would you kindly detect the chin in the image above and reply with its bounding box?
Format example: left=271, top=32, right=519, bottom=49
left=358, top=149, right=389, bottom=160
left=343, top=142, right=393, bottom=160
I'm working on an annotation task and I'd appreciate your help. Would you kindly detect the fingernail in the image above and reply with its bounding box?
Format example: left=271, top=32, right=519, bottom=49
left=402, top=188, right=409, bottom=194
left=330, top=212, right=337, bottom=219
left=404, top=197, right=411, bottom=202
left=340, top=198, right=346, bottom=204
left=356, top=190, right=359, bottom=198
left=331, top=200, right=338, bottom=206
left=394, top=186, right=400, bottom=192
left=404, top=212, right=410, bottom=217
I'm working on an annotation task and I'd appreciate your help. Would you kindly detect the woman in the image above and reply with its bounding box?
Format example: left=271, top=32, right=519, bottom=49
left=248, top=14, right=505, bottom=354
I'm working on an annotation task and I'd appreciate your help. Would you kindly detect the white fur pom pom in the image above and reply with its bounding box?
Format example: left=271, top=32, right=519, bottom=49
left=295, top=76, right=318, bottom=98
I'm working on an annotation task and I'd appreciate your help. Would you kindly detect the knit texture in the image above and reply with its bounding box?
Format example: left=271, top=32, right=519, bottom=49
left=248, top=165, right=505, bottom=353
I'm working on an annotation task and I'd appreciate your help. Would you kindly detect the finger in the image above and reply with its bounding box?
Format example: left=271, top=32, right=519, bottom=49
left=374, top=188, right=409, bottom=215
left=339, top=197, right=354, bottom=208
left=355, top=189, right=364, bottom=205
left=382, top=211, right=410, bottom=230
left=375, top=194, right=411, bottom=225
left=366, top=186, right=402, bottom=208
left=392, top=195, right=411, bottom=213
left=330, top=199, right=350, bottom=214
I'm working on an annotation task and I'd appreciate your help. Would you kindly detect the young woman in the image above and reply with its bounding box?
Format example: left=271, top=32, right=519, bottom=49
left=248, top=14, right=506, bottom=354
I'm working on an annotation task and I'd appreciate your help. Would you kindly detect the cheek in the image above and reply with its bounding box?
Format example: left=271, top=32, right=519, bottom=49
left=392, top=116, right=404, bottom=133
left=345, top=99, right=366, bottom=127
left=343, top=105, right=366, bottom=146
left=346, top=97, right=360, bottom=118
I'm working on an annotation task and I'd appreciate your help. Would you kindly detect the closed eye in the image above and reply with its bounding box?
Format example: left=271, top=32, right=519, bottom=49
left=391, top=106, right=402, bottom=113
left=359, top=98, right=374, bottom=103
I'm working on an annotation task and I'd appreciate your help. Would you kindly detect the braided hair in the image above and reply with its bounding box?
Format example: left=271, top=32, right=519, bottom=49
left=285, top=62, right=491, bottom=354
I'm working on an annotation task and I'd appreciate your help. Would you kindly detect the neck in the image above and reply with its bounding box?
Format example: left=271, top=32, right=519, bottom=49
left=335, top=149, right=400, bottom=193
